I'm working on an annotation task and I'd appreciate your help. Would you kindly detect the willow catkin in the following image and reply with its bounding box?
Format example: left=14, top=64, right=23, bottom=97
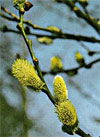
left=12, top=59, right=45, bottom=91
left=53, top=75, right=68, bottom=103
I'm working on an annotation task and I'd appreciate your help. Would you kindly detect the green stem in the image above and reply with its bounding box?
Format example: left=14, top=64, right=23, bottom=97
left=1, top=6, right=100, bottom=43
left=76, top=128, right=91, bottom=137
left=17, top=11, right=45, bottom=80
left=56, top=0, right=100, bottom=35
left=17, top=10, right=56, bottom=105
left=1, top=25, right=100, bottom=43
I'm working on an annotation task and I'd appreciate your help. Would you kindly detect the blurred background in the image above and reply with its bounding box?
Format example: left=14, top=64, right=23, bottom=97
left=0, top=0, right=100, bottom=137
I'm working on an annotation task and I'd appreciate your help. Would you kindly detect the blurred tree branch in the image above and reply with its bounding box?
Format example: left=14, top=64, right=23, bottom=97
left=80, top=42, right=100, bottom=56
left=55, top=0, right=100, bottom=35
left=7, top=57, right=100, bottom=78
left=1, top=6, right=100, bottom=43
left=0, top=24, right=100, bottom=43
left=42, top=58, right=100, bottom=75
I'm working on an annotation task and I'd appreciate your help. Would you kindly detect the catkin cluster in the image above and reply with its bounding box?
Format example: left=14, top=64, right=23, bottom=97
left=53, top=75, right=78, bottom=134
left=12, top=59, right=78, bottom=134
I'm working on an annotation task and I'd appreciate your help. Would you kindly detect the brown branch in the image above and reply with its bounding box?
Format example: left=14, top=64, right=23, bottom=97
left=80, top=42, right=100, bottom=56
left=42, top=58, right=100, bottom=75
left=76, top=128, right=91, bottom=137
left=0, top=6, right=57, bottom=33
left=56, top=0, right=100, bottom=35
left=1, top=6, right=100, bottom=43
left=1, top=25, right=100, bottom=43
left=0, top=12, right=19, bottom=21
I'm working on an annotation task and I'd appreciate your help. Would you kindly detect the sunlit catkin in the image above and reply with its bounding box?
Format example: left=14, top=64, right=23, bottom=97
left=55, top=100, right=78, bottom=134
left=53, top=75, right=68, bottom=103
left=50, top=56, right=63, bottom=72
left=12, top=59, right=45, bottom=91
left=75, top=52, right=85, bottom=66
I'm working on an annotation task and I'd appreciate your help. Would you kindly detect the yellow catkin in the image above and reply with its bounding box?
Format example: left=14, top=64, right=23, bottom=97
left=75, top=52, right=83, bottom=60
left=12, top=59, right=45, bottom=91
left=53, top=75, right=68, bottom=103
left=50, top=56, right=63, bottom=72
left=55, top=100, right=78, bottom=128
left=47, top=26, right=61, bottom=32
left=73, top=7, right=78, bottom=11
left=75, top=52, right=84, bottom=66
left=37, top=37, right=52, bottom=45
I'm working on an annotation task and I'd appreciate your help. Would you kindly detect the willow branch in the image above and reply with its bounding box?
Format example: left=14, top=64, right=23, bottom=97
left=17, top=9, right=55, bottom=105
left=56, top=0, right=100, bottom=34
left=1, top=25, right=100, bottom=43
left=80, top=43, right=100, bottom=56
left=42, top=58, right=100, bottom=75
left=1, top=6, right=100, bottom=43
left=76, top=128, right=91, bottom=137
left=1, top=6, right=59, bottom=33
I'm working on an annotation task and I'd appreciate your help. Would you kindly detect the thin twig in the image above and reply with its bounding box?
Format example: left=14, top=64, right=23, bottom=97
left=80, top=43, right=100, bottom=56
left=76, top=128, right=91, bottom=137
left=1, top=6, right=59, bottom=33
left=56, top=0, right=100, bottom=35
left=17, top=9, right=55, bottom=105
left=1, top=6, right=100, bottom=43
left=0, top=25, right=100, bottom=43
left=78, top=1, right=89, bottom=15
left=42, top=58, right=100, bottom=75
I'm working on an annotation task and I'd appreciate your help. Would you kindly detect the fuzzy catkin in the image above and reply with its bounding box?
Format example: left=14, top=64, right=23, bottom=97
left=53, top=75, right=68, bottom=103
left=56, top=101, right=77, bottom=126
left=12, top=59, right=45, bottom=91
left=50, top=56, right=63, bottom=72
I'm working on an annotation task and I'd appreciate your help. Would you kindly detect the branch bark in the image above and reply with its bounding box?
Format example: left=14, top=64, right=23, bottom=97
left=1, top=6, right=100, bottom=43
left=56, top=0, right=100, bottom=35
